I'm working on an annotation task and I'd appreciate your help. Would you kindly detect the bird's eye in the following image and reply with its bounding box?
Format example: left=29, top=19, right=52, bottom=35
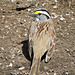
left=39, top=13, right=41, bottom=15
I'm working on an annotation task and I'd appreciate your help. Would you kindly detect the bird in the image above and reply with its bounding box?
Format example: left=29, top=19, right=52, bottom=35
left=28, top=8, right=56, bottom=75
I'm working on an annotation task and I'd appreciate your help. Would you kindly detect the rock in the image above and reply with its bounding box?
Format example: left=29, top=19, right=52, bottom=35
left=60, top=15, right=65, bottom=21
left=51, top=13, right=59, bottom=18
left=0, top=47, right=4, bottom=50
left=5, top=25, right=10, bottom=28
left=9, top=63, right=13, bottom=67
left=19, top=67, right=25, bottom=70
left=9, top=0, right=16, bottom=2
left=53, top=6, right=58, bottom=8
left=54, top=73, right=57, bottom=75
left=24, top=19, right=26, bottom=22
left=71, top=18, right=74, bottom=20
left=10, top=70, right=20, bottom=75
left=46, top=72, right=49, bottom=75
left=65, top=12, right=70, bottom=15
left=27, top=9, right=31, bottom=12
left=62, top=71, right=69, bottom=75
left=54, top=0, right=57, bottom=2
left=22, top=70, right=26, bottom=74
left=42, top=3, right=46, bottom=6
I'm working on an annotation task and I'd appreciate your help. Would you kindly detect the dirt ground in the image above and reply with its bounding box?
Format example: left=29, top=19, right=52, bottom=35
left=0, top=0, right=75, bottom=75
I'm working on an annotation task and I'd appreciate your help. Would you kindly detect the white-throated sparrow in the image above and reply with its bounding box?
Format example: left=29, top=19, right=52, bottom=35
left=29, top=8, right=56, bottom=75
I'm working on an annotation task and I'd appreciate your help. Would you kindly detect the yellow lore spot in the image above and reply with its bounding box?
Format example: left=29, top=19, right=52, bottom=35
left=34, top=11, right=40, bottom=14
left=33, top=8, right=36, bottom=11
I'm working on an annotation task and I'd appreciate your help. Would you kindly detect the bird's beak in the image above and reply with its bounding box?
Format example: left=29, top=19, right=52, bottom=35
left=29, top=12, right=37, bottom=17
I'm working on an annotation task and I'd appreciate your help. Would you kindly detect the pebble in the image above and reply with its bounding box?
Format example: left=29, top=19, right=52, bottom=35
left=66, top=49, right=70, bottom=52
left=28, top=9, right=31, bottom=12
left=2, top=15, right=5, bottom=18
left=1, top=8, right=3, bottom=10
left=22, top=70, right=26, bottom=73
left=35, top=2, right=39, bottom=7
left=16, top=30, right=19, bottom=32
left=65, top=12, right=70, bottom=15
left=54, top=73, right=57, bottom=75
left=44, top=66, right=48, bottom=70
left=16, top=49, right=21, bottom=55
left=65, top=72, right=69, bottom=75
left=42, top=3, right=46, bottom=6
left=5, top=25, right=9, bottom=28
left=52, top=69, right=55, bottom=72
left=11, top=54, right=15, bottom=59
left=25, top=72, right=29, bottom=75
left=27, top=0, right=33, bottom=1
left=0, top=63, right=2, bottom=65
left=54, top=0, right=58, bottom=2
left=5, top=20, right=8, bottom=24
left=68, top=25, right=70, bottom=28
left=67, top=33, right=69, bottom=35
left=53, top=6, right=57, bottom=8
left=0, top=47, right=4, bottom=50
left=14, top=22, right=16, bottom=25
left=8, top=27, right=10, bottom=30
left=9, top=63, right=13, bottom=67
left=19, top=67, right=25, bottom=70
left=65, top=13, right=70, bottom=16
left=24, top=33, right=27, bottom=36
left=63, top=71, right=69, bottom=75
left=46, top=72, right=49, bottom=75
left=60, top=16, right=64, bottom=21
left=25, top=15, right=28, bottom=18
left=51, top=13, right=59, bottom=18
left=10, top=0, right=16, bottom=2
left=6, top=65, right=9, bottom=67
left=10, top=24, right=12, bottom=26
left=71, top=18, right=74, bottom=20
left=64, top=21, right=67, bottom=23
left=10, top=70, right=20, bottom=75
left=24, top=19, right=26, bottom=22
left=24, top=28, right=27, bottom=31
left=12, top=60, right=15, bottom=62
left=72, top=12, right=74, bottom=14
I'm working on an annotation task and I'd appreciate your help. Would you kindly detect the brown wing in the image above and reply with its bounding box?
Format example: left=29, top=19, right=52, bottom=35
left=29, top=19, right=55, bottom=59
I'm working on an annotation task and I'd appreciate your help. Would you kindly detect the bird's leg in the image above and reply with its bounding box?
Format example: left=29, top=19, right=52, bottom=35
left=30, top=57, right=40, bottom=75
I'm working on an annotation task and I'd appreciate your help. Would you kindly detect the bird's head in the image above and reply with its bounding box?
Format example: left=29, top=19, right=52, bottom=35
left=30, top=8, right=51, bottom=22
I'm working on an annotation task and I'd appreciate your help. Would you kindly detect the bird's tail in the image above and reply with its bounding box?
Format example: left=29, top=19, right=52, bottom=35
left=30, top=57, right=40, bottom=75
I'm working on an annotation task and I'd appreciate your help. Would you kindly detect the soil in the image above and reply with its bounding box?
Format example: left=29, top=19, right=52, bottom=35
left=0, top=0, right=75, bottom=75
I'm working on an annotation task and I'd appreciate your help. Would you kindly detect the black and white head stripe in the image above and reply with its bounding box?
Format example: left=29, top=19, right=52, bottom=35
left=34, top=8, right=51, bottom=19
